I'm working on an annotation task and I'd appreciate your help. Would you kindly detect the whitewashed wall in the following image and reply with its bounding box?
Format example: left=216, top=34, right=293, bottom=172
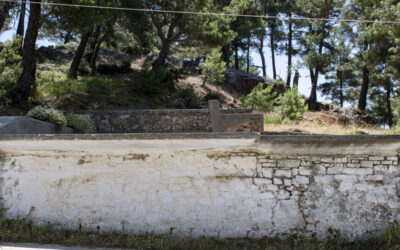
left=0, top=136, right=399, bottom=241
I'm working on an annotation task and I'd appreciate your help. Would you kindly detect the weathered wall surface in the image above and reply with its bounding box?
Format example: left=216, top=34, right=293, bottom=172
left=78, top=104, right=264, bottom=133
left=0, top=134, right=399, bottom=241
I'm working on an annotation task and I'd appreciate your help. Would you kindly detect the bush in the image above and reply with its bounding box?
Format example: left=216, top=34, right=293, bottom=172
left=97, top=61, right=133, bottom=75
left=78, top=59, right=91, bottom=76
left=0, top=37, right=23, bottom=109
left=138, top=64, right=184, bottom=98
left=198, top=49, right=226, bottom=85
left=203, top=93, right=221, bottom=103
left=27, top=106, right=67, bottom=129
left=280, top=87, right=308, bottom=121
left=264, top=113, right=282, bottom=125
left=241, top=83, right=278, bottom=112
left=65, top=114, right=93, bottom=133
left=173, top=86, right=202, bottom=108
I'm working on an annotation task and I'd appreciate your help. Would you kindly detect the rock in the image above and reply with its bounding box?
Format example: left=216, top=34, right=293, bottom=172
left=223, top=69, right=265, bottom=94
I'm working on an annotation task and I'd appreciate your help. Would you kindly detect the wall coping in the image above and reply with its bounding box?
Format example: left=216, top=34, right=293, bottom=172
left=1, top=132, right=400, bottom=142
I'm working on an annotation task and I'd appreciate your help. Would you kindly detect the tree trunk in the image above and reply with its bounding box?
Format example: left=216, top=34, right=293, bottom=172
left=270, top=26, right=277, bottom=80
left=152, top=43, right=170, bottom=72
left=339, top=78, right=344, bottom=107
left=68, top=30, right=91, bottom=79
left=234, top=45, right=239, bottom=70
left=307, top=39, right=324, bottom=111
left=358, top=42, right=369, bottom=111
left=386, top=83, right=393, bottom=128
left=64, top=31, right=73, bottom=44
left=0, top=2, right=13, bottom=33
left=87, top=24, right=101, bottom=64
left=308, top=68, right=318, bottom=110
left=246, top=36, right=250, bottom=74
left=12, top=0, right=41, bottom=105
left=358, top=67, right=370, bottom=111
left=258, top=36, right=266, bottom=78
left=293, top=70, right=299, bottom=91
left=286, top=14, right=293, bottom=88
left=222, top=44, right=230, bottom=67
left=16, top=1, right=26, bottom=38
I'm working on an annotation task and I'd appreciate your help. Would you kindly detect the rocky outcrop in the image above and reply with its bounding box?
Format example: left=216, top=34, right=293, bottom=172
left=224, top=69, right=265, bottom=94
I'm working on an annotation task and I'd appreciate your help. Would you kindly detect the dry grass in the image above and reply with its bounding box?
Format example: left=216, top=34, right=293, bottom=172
left=264, top=123, right=387, bottom=135
left=264, top=111, right=389, bottom=135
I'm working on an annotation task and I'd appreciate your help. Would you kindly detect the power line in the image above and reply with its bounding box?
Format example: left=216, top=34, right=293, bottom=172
left=2, top=0, right=400, bottom=25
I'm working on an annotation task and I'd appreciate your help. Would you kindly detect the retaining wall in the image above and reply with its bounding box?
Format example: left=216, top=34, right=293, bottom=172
left=78, top=101, right=264, bottom=133
left=0, top=134, right=399, bottom=241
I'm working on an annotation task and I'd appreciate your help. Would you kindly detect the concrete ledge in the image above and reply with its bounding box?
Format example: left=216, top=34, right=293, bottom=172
left=1, top=132, right=400, bottom=143
left=0, top=132, right=261, bottom=141
left=261, top=134, right=400, bottom=143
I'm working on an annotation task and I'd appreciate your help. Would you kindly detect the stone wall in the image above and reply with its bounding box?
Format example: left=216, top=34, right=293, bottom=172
left=79, top=101, right=264, bottom=133
left=0, top=134, right=399, bottom=241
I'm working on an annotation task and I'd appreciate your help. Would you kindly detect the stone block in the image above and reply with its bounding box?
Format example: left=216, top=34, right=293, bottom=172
left=334, top=157, right=348, bottom=163
left=386, top=156, right=398, bottom=161
left=262, top=168, right=273, bottom=178
left=343, top=168, right=373, bottom=175
left=369, top=156, right=384, bottom=161
left=275, top=169, right=292, bottom=178
left=273, top=178, right=283, bottom=185
left=299, top=167, right=312, bottom=176
left=284, top=179, right=292, bottom=186
left=360, top=161, right=373, bottom=168
left=277, top=159, right=300, bottom=169
left=321, top=157, right=334, bottom=163
left=294, top=176, right=309, bottom=186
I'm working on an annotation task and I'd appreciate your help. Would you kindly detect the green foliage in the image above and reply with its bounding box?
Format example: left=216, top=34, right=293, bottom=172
left=97, top=61, right=133, bottom=75
left=280, top=87, right=308, bottom=121
left=65, top=114, right=93, bottom=133
left=138, top=64, right=184, bottom=98
left=78, top=59, right=91, bottom=76
left=264, top=113, right=282, bottom=125
left=33, top=70, right=68, bottom=101
left=199, top=50, right=226, bottom=84
left=173, top=86, right=202, bottom=109
left=203, top=93, right=221, bottom=102
left=241, top=83, right=278, bottom=112
left=0, top=37, right=22, bottom=109
left=55, top=42, right=77, bottom=51
left=27, top=106, right=67, bottom=129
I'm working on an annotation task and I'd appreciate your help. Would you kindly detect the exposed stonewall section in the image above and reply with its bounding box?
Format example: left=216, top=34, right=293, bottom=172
left=0, top=134, right=399, bottom=241
left=80, top=101, right=264, bottom=133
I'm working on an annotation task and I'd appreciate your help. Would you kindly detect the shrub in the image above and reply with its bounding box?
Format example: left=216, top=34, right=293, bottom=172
left=27, top=106, right=67, bottom=129
left=173, top=86, right=202, bottom=109
left=241, top=83, right=278, bottom=112
left=264, top=113, right=282, bottom=125
left=198, top=49, right=226, bottom=85
left=138, top=64, right=185, bottom=98
left=65, top=114, right=93, bottom=133
left=97, top=61, right=133, bottom=75
left=203, top=93, right=221, bottom=103
left=55, top=42, right=77, bottom=51
left=0, top=37, right=23, bottom=109
left=280, top=87, right=308, bottom=121
left=78, top=59, right=91, bottom=76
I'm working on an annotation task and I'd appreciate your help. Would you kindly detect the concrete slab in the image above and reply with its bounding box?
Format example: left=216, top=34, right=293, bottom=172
left=0, top=117, right=74, bottom=135
left=0, top=243, right=123, bottom=250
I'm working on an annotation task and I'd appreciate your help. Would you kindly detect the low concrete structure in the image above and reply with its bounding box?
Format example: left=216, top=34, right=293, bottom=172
left=79, top=101, right=264, bottom=133
left=0, top=133, right=399, bottom=241
left=0, top=117, right=74, bottom=134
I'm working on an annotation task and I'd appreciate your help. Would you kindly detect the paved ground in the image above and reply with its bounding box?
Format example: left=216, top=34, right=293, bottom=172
left=0, top=243, right=126, bottom=250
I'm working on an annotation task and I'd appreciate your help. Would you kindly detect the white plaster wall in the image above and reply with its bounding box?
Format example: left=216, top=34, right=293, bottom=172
left=0, top=138, right=399, bottom=240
